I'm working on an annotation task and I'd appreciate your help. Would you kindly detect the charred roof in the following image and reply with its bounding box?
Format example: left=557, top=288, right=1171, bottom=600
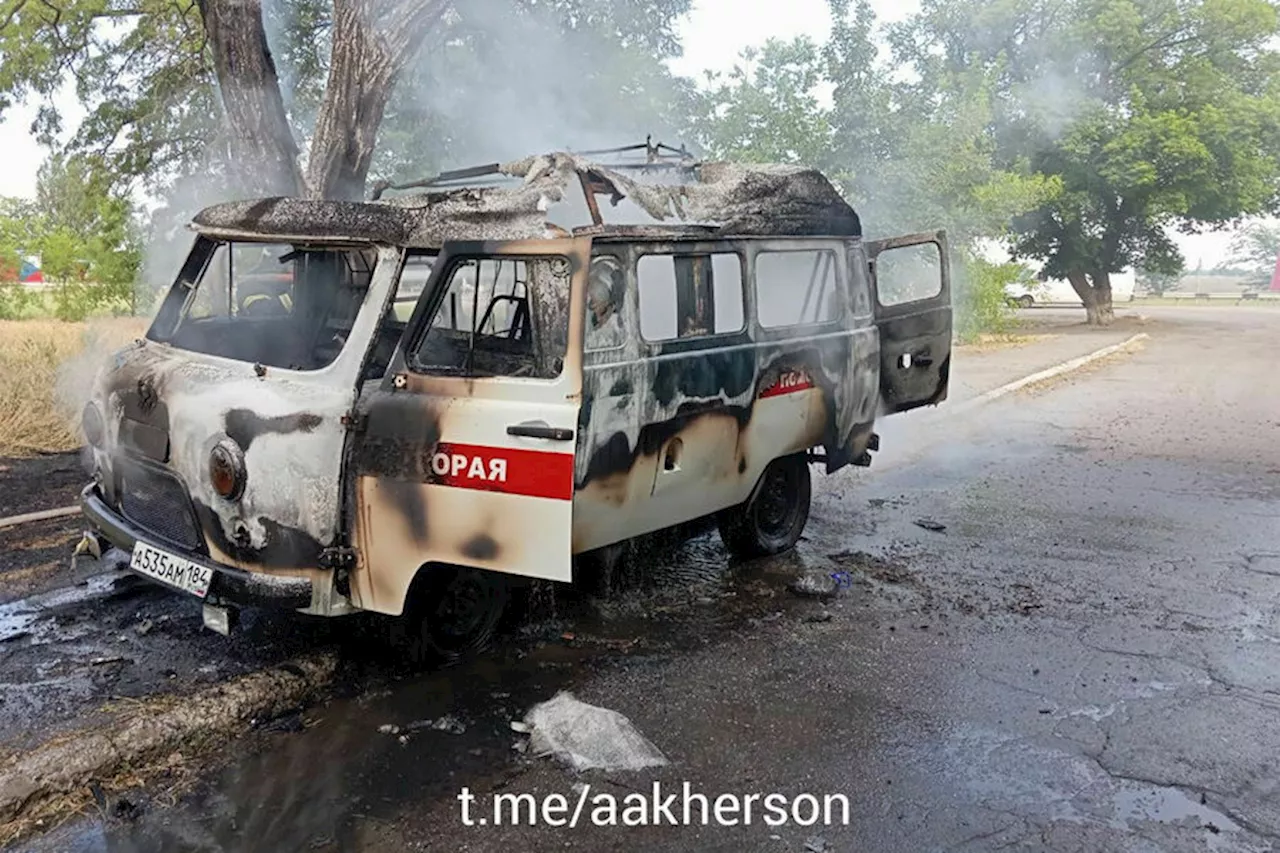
left=190, top=150, right=863, bottom=248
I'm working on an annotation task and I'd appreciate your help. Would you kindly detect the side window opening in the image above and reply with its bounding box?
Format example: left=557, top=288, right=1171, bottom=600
left=873, top=242, right=945, bottom=307
left=411, top=255, right=569, bottom=379
left=848, top=248, right=872, bottom=317
left=637, top=251, right=744, bottom=342
left=586, top=255, right=627, bottom=351
left=756, top=249, right=842, bottom=328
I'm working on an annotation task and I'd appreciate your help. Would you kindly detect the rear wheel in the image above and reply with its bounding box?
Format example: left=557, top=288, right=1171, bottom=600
left=400, top=565, right=509, bottom=665
left=1017, top=294, right=1034, bottom=309
left=718, top=455, right=812, bottom=560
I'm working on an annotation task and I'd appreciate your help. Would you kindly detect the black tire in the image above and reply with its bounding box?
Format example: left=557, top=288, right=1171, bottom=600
left=1018, top=294, right=1034, bottom=309
left=400, top=565, right=509, bottom=666
left=573, top=541, right=628, bottom=596
left=717, top=454, right=812, bottom=560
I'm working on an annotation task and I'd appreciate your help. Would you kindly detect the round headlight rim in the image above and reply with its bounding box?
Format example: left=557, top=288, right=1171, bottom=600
left=209, top=437, right=247, bottom=502
left=82, top=401, right=105, bottom=449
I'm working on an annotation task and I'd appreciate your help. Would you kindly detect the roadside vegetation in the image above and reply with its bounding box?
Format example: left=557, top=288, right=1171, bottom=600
left=0, top=319, right=145, bottom=458
left=0, top=0, right=1276, bottom=453
left=2, top=0, right=1276, bottom=333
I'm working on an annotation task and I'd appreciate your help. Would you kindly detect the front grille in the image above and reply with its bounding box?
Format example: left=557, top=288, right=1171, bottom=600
left=118, top=460, right=204, bottom=551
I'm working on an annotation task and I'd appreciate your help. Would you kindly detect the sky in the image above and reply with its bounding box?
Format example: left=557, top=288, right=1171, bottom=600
left=0, top=0, right=1249, bottom=267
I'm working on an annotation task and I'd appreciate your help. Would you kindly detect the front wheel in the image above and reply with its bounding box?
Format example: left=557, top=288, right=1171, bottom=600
left=717, top=455, right=812, bottom=560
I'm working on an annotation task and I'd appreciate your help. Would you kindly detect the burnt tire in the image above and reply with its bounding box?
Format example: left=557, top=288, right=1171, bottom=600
left=400, top=565, right=509, bottom=666
left=717, top=454, right=811, bottom=560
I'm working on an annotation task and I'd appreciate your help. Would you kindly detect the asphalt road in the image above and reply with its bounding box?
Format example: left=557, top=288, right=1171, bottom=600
left=29, top=305, right=1280, bottom=853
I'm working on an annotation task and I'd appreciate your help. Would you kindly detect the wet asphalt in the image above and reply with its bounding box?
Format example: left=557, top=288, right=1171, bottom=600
left=24, top=306, right=1280, bottom=853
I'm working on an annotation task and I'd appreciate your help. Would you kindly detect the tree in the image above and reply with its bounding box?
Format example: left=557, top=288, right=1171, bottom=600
left=1136, top=268, right=1182, bottom=295
left=692, top=37, right=835, bottom=167
left=893, top=0, right=1280, bottom=324
left=1229, top=221, right=1280, bottom=288
left=0, top=197, right=38, bottom=279
left=0, top=154, right=146, bottom=318
left=827, top=0, right=1057, bottom=246
left=0, top=0, right=694, bottom=202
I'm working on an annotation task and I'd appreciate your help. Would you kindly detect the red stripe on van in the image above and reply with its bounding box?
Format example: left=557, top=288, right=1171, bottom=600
left=759, top=371, right=815, bottom=399
left=428, top=442, right=574, bottom=500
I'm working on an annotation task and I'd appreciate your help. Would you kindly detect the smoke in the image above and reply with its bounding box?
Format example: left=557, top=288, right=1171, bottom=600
left=381, top=0, right=696, bottom=176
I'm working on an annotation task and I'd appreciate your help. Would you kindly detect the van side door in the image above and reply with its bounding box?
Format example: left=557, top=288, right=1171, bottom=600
left=865, top=231, right=952, bottom=413
left=345, top=238, right=589, bottom=616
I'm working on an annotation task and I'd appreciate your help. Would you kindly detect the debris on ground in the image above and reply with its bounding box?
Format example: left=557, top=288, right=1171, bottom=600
left=805, top=610, right=834, bottom=624
left=522, top=691, right=668, bottom=772
left=805, top=836, right=830, bottom=853
left=111, top=795, right=143, bottom=822
left=254, top=711, right=304, bottom=734
left=428, top=715, right=466, bottom=735
left=377, top=724, right=401, bottom=735
left=789, top=571, right=839, bottom=599
left=913, top=518, right=947, bottom=533
left=827, top=551, right=914, bottom=585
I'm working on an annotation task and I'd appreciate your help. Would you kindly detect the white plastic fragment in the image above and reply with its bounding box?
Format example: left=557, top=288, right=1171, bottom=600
left=523, top=690, right=668, bottom=772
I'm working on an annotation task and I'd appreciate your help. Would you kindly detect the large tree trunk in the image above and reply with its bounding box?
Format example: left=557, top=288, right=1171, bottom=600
left=1089, top=270, right=1115, bottom=325
left=304, top=0, right=450, bottom=200
left=198, top=0, right=304, bottom=197
left=1066, top=269, right=1115, bottom=326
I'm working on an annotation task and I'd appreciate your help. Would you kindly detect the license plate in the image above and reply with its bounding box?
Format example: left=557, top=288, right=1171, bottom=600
left=130, top=541, right=213, bottom=598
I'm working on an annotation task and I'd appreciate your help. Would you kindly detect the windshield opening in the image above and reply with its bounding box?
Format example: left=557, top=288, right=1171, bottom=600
left=148, top=236, right=379, bottom=371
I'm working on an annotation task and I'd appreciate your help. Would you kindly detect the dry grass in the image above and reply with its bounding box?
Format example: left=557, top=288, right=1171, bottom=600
left=1018, top=338, right=1148, bottom=396
left=955, top=332, right=1060, bottom=353
left=0, top=319, right=147, bottom=458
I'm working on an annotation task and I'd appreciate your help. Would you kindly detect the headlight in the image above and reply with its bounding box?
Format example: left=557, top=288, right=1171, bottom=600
left=209, top=438, right=246, bottom=501
left=82, top=403, right=105, bottom=448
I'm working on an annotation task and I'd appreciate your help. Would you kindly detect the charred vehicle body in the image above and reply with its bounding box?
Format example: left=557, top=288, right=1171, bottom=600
left=78, top=143, right=952, bottom=656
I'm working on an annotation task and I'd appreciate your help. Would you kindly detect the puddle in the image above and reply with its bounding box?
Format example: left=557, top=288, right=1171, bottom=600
left=1111, top=783, right=1239, bottom=830
left=37, top=531, right=819, bottom=852
left=0, top=570, right=126, bottom=644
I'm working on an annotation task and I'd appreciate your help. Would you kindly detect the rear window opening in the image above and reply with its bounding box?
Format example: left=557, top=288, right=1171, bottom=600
left=148, top=237, right=379, bottom=371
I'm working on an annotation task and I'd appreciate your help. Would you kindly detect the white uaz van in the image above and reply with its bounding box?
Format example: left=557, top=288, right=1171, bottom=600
left=79, top=146, right=952, bottom=658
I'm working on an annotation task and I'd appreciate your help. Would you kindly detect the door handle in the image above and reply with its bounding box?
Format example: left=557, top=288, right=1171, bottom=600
left=507, top=422, right=575, bottom=441
left=899, top=351, right=934, bottom=369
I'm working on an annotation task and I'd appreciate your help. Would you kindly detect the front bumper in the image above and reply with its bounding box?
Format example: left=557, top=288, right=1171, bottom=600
left=80, top=484, right=313, bottom=609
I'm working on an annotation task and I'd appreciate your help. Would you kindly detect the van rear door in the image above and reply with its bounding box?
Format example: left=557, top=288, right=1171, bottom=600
left=865, top=231, right=952, bottom=413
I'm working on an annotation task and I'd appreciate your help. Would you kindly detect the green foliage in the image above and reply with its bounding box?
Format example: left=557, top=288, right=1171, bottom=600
left=890, top=0, right=1280, bottom=286
left=0, top=153, right=142, bottom=319
left=0, top=0, right=696, bottom=198
left=954, top=253, right=1027, bottom=341
left=0, top=0, right=217, bottom=194
left=692, top=37, right=834, bottom=166
left=0, top=283, right=35, bottom=320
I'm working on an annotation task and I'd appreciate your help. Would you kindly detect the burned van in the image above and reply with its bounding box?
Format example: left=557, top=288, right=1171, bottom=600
left=78, top=145, right=951, bottom=657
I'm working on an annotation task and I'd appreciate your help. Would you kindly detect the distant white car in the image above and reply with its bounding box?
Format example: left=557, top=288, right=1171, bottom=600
left=1004, top=270, right=1136, bottom=308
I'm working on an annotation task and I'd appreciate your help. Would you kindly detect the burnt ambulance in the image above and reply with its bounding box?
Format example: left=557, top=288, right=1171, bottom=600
left=78, top=144, right=951, bottom=659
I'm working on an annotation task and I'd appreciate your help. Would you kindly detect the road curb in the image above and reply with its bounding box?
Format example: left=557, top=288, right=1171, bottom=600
left=954, top=333, right=1150, bottom=411
left=0, top=652, right=339, bottom=835
left=0, top=505, right=80, bottom=531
